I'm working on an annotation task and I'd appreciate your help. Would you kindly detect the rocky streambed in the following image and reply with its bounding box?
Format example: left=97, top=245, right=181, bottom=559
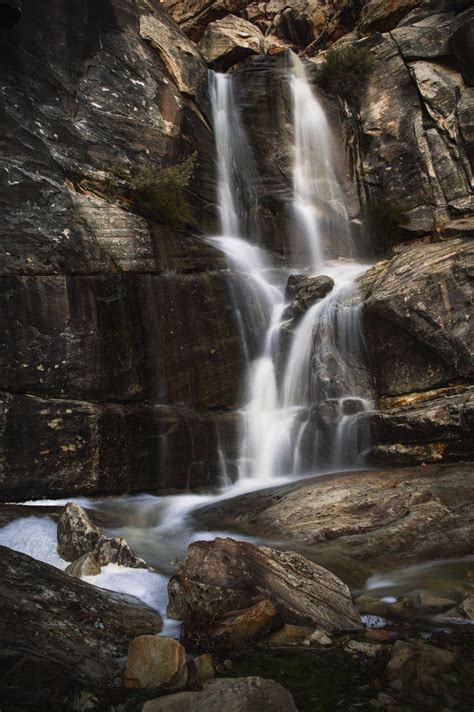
left=1, top=464, right=473, bottom=711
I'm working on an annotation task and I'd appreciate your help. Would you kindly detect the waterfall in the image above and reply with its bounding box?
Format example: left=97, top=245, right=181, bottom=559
left=209, top=56, right=372, bottom=486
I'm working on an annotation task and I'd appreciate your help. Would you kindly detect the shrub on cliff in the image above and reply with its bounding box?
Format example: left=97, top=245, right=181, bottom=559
left=315, top=46, right=375, bottom=102
left=108, top=153, right=197, bottom=228
left=362, top=198, right=409, bottom=257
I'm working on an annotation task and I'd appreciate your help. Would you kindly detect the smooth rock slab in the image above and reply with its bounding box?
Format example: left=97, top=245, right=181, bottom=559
left=167, top=538, right=362, bottom=632
left=124, top=635, right=188, bottom=691
left=142, top=676, right=298, bottom=711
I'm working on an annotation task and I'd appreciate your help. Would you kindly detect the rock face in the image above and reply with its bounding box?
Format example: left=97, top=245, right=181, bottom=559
left=142, top=676, right=298, bottom=712
left=195, top=464, right=474, bottom=578
left=0, top=0, right=249, bottom=500
left=124, top=635, right=188, bottom=690
left=199, top=15, right=264, bottom=70
left=0, top=545, right=162, bottom=709
left=359, top=239, right=473, bottom=465
left=167, top=537, right=362, bottom=632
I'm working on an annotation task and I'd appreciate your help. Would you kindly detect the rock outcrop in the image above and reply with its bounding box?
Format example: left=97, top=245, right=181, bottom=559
left=57, top=502, right=146, bottom=568
left=195, top=464, right=474, bottom=578
left=167, top=537, right=362, bottom=633
left=199, top=15, right=264, bottom=70
left=0, top=545, right=162, bottom=709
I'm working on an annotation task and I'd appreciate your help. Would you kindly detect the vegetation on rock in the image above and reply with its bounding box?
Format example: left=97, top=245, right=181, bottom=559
left=362, top=198, right=409, bottom=257
left=108, top=153, right=197, bottom=228
left=315, top=46, right=375, bottom=102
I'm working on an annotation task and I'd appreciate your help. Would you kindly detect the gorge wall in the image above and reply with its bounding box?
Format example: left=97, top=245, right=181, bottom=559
left=0, top=0, right=472, bottom=499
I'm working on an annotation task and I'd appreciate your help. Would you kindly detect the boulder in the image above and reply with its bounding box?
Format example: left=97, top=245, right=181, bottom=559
left=187, top=653, right=215, bottom=685
left=386, top=640, right=457, bottom=701
left=142, top=676, right=298, bottom=712
left=0, top=546, right=162, bottom=709
left=57, top=502, right=146, bottom=568
left=211, top=599, right=277, bottom=645
left=124, top=635, right=188, bottom=691
left=264, top=624, right=314, bottom=646
left=195, top=464, right=474, bottom=575
left=65, top=552, right=101, bottom=577
left=283, top=274, right=335, bottom=320
left=167, top=538, right=362, bottom=633
left=418, top=592, right=456, bottom=610
left=199, top=15, right=264, bottom=71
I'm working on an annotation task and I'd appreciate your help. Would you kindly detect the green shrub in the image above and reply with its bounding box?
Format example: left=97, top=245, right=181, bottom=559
left=315, top=46, right=375, bottom=102
left=362, top=198, right=409, bottom=257
left=109, top=153, right=197, bottom=228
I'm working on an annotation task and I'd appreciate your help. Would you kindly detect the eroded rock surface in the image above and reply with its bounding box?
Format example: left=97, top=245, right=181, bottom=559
left=167, top=537, right=362, bottom=632
left=195, top=464, right=474, bottom=578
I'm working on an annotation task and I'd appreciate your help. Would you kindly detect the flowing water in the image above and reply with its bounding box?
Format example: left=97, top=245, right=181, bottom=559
left=5, top=54, right=447, bottom=631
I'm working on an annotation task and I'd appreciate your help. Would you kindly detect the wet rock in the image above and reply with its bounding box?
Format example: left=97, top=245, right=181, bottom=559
left=124, top=635, right=188, bottom=691
left=418, top=592, right=457, bottom=610
left=355, top=596, right=390, bottom=617
left=167, top=538, right=362, bottom=633
left=57, top=502, right=146, bottom=568
left=195, top=464, right=474, bottom=574
left=460, top=593, right=474, bottom=619
left=283, top=274, right=335, bottom=321
left=199, top=15, right=264, bottom=71
left=365, top=629, right=399, bottom=643
left=345, top=640, right=385, bottom=658
left=57, top=502, right=103, bottom=562
left=142, top=676, right=298, bottom=711
left=211, top=599, right=277, bottom=645
left=386, top=640, right=457, bottom=700
left=65, top=552, right=101, bottom=578
left=264, top=624, right=314, bottom=646
left=0, top=546, right=162, bottom=709
left=187, top=653, right=215, bottom=685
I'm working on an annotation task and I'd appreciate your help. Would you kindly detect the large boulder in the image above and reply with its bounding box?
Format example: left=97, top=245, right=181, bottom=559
left=167, top=537, right=362, bottom=633
left=0, top=545, right=162, bottom=709
left=199, top=15, right=264, bottom=71
left=142, top=676, right=298, bottom=712
left=194, top=464, right=474, bottom=577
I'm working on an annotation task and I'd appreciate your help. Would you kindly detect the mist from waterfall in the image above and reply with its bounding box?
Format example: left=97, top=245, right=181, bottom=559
left=209, top=56, right=372, bottom=486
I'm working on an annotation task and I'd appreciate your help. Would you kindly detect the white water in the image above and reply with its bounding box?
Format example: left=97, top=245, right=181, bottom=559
left=210, top=54, right=372, bottom=484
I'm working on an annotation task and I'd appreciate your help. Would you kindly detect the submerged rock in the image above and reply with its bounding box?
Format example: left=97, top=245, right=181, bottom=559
left=142, top=676, right=298, bottom=712
left=167, top=537, right=362, bottom=633
left=0, top=546, right=162, bottom=709
left=124, top=635, right=188, bottom=691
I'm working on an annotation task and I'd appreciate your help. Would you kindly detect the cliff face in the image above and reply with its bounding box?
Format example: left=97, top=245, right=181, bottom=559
left=0, top=0, right=472, bottom=499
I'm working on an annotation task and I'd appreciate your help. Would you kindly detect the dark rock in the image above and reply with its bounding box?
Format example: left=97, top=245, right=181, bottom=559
left=283, top=274, right=335, bottom=320
left=361, top=239, right=473, bottom=397
left=386, top=639, right=457, bottom=703
left=359, top=0, right=422, bottom=34
left=167, top=537, right=362, bottom=632
left=450, top=8, right=474, bottom=86
left=458, top=88, right=474, bottom=171
left=57, top=502, right=146, bottom=568
left=390, top=13, right=454, bottom=60
left=141, top=676, right=298, bottom=712
left=194, top=464, right=474, bottom=576
left=0, top=545, right=162, bottom=709
left=199, top=15, right=264, bottom=71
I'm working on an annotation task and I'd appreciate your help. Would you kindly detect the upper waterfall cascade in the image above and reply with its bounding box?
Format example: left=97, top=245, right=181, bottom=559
left=209, top=55, right=373, bottom=485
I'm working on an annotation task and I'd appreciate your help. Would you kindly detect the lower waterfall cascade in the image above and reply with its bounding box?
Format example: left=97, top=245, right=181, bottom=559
left=210, top=53, right=373, bottom=486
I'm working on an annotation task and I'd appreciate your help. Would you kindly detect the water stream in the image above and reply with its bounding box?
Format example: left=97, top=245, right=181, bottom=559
left=3, top=54, right=448, bottom=632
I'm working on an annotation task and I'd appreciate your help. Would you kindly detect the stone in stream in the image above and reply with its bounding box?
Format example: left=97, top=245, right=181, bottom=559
left=124, top=635, right=188, bottom=691
left=167, top=538, right=362, bottom=634
left=283, top=273, right=335, bottom=321
left=57, top=502, right=146, bottom=569
left=65, top=551, right=101, bottom=578
left=142, top=677, right=298, bottom=712
left=0, top=545, right=162, bottom=709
